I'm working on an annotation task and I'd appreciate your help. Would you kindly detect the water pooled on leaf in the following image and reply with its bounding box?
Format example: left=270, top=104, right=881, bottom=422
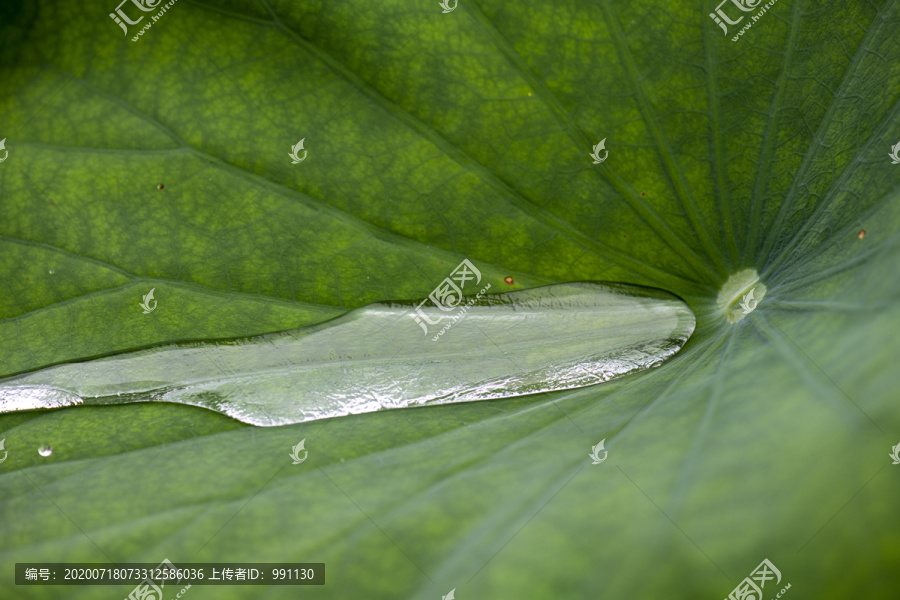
left=38, top=445, right=52, bottom=457
left=0, top=283, right=694, bottom=426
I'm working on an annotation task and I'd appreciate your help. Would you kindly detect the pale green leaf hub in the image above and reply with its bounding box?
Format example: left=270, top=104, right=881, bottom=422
left=716, top=268, right=767, bottom=324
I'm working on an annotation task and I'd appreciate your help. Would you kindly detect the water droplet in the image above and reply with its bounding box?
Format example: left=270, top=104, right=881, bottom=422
left=504, top=276, right=514, bottom=285
left=0, top=283, right=694, bottom=426
left=48, top=270, right=54, bottom=275
left=858, top=229, right=866, bottom=240
left=38, top=445, right=52, bottom=457
left=158, top=184, right=164, bottom=190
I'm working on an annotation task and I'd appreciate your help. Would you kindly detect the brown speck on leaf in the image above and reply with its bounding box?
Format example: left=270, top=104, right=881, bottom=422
left=504, top=276, right=514, bottom=285
left=858, top=229, right=865, bottom=240
left=640, top=192, right=645, bottom=197
left=158, top=184, right=165, bottom=190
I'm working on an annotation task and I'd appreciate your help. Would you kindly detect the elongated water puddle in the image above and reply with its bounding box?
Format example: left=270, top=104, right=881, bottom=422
left=0, top=283, right=694, bottom=426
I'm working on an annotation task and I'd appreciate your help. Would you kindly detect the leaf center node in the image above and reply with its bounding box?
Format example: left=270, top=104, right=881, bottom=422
left=717, top=269, right=766, bottom=324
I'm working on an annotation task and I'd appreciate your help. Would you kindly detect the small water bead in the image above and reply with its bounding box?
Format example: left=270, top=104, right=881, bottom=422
left=38, top=444, right=52, bottom=457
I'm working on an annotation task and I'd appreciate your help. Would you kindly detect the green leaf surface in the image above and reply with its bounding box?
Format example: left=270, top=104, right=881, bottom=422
left=1, top=0, right=899, bottom=598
